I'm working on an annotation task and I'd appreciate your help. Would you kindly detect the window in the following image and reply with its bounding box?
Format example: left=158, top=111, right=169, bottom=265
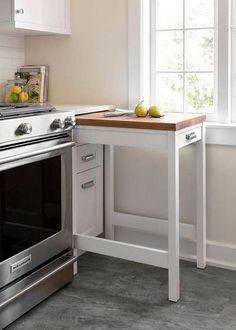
left=151, top=0, right=215, bottom=114
left=128, top=0, right=231, bottom=123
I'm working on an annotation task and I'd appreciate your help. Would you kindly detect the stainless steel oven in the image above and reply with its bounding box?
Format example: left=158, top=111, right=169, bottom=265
left=0, top=106, right=76, bottom=328
left=0, top=133, right=74, bottom=288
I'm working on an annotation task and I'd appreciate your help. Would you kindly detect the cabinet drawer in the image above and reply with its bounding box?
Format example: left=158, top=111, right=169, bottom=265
left=76, top=144, right=102, bottom=173
left=177, top=126, right=202, bottom=148
left=74, top=167, right=103, bottom=237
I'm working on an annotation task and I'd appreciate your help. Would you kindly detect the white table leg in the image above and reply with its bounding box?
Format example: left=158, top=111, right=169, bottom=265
left=168, top=132, right=180, bottom=302
left=105, top=145, right=115, bottom=240
left=196, top=124, right=206, bottom=269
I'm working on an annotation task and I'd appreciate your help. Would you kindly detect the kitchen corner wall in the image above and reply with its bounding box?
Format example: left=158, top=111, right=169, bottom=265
left=25, top=0, right=128, bottom=107
left=25, top=0, right=236, bottom=270
left=0, top=36, right=25, bottom=101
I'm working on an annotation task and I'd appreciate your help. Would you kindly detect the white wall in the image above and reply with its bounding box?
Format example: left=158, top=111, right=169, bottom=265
left=25, top=0, right=128, bottom=108
left=0, top=36, right=25, bottom=101
left=114, top=144, right=236, bottom=241
left=25, top=0, right=236, bottom=269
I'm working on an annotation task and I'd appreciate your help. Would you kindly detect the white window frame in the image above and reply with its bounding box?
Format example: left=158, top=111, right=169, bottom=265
left=128, top=0, right=231, bottom=123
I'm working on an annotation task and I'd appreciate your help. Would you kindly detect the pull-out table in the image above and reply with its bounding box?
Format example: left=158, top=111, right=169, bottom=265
left=74, top=112, right=206, bottom=302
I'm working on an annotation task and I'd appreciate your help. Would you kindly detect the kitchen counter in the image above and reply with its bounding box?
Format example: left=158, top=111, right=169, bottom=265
left=76, top=111, right=206, bottom=131
left=55, top=104, right=115, bottom=115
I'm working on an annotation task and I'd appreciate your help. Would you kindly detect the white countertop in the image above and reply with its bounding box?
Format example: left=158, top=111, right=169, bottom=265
left=55, top=104, right=116, bottom=115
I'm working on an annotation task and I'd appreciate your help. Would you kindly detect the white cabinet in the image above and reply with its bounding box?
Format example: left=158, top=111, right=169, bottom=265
left=73, top=144, right=103, bottom=237
left=0, top=0, right=71, bottom=35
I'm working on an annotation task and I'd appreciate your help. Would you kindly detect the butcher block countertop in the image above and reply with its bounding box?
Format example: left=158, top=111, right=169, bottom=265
left=76, top=112, right=206, bottom=131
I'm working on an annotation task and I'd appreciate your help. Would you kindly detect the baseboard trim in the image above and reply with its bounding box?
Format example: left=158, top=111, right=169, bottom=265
left=177, top=240, right=236, bottom=271
left=205, top=240, right=236, bottom=271
left=175, top=240, right=236, bottom=271
left=181, top=254, right=236, bottom=271
left=114, top=226, right=236, bottom=272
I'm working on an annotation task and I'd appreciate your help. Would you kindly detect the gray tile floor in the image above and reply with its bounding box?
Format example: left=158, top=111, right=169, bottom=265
left=7, top=253, right=236, bottom=330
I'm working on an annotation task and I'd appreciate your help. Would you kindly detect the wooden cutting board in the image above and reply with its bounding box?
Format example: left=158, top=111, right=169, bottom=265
left=76, top=112, right=206, bottom=131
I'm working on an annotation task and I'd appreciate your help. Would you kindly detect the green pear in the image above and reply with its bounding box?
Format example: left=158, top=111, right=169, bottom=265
left=135, top=100, right=148, bottom=117
left=148, top=105, right=162, bottom=118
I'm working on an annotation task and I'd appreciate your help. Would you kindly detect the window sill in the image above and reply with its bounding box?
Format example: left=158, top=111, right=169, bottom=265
left=206, top=122, right=236, bottom=146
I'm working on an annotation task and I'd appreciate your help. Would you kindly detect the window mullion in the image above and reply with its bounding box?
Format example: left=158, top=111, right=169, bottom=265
left=156, top=71, right=214, bottom=74
left=157, top=27, right=214, bottom=32
left=150, top=0, right=157, bottom=104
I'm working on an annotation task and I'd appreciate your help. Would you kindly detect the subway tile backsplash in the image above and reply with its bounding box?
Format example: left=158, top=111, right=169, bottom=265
left=0, top=35, right=25, bottom=101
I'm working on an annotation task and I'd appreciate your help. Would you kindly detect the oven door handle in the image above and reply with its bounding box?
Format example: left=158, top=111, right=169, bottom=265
left=0, top=142, right=75, bottom=165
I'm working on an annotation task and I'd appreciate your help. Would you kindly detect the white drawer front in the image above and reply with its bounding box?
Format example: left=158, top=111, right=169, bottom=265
left=74, top=167, right=103, bottom=237
left=177, top=126, right=202, bottom=148
left=76, top=144, right=102, bottom=173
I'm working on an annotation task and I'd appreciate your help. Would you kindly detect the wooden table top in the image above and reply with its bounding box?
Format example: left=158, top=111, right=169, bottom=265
left=76, top=112, right=206, bottom=131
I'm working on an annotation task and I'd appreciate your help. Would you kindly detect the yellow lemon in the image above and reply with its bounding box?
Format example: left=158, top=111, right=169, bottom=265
left=11, top=85, right=22, bottom=94
left=19, top=92, right=29, bottom=103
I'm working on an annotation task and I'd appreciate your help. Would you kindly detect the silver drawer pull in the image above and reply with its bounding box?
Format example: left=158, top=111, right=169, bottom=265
left=81, top=154, right=95, bottom=162
left=16, top=8, right=24, bottom=14
left=82, top=180, right=95, bottom=189
left=186, top=132, right=197, bottom=141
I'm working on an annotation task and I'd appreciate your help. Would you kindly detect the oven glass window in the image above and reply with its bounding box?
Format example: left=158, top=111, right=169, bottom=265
left=0, top=156, right=61, bottom=262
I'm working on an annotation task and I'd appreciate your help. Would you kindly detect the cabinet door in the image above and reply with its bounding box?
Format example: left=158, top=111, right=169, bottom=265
left=74, top=167, right=103, bottom=237
left=14, top=0, right=65, bottom=29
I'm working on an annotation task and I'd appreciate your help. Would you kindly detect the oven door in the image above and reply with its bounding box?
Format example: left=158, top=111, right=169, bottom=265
left=0, top=135, right=74, bottom=288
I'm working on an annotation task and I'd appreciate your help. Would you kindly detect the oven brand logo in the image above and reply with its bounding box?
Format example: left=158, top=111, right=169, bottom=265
left=10, top=255, right=32, bottom=273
